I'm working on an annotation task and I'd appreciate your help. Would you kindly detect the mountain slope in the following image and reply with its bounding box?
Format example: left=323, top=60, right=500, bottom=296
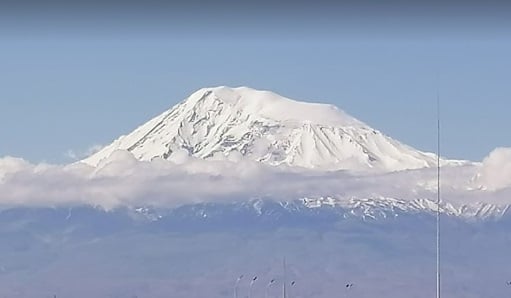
left=83, top=86, right=448, bottom=172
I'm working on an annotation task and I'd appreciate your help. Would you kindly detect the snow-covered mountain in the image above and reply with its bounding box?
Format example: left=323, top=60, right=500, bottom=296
left=83, top=86, right=454, bottom=172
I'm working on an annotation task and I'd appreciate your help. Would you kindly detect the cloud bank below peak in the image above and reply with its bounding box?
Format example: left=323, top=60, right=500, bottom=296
left=0, top=147, right=510, bottom=209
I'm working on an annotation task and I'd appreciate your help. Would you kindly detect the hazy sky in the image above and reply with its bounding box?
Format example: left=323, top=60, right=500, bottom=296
left=1, top=1, right=511, bottom=163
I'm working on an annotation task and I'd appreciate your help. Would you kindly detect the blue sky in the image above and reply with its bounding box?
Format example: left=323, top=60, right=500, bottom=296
left=1, top=2, right=511, bottom=163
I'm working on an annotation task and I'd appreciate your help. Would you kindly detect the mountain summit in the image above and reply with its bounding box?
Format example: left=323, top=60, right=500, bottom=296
left=83, top=86, right=440, bottom=171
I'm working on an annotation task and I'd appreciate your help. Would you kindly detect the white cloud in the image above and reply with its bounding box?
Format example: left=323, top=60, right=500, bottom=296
left=0, top=156, right=32, bottom=181
left=477, top=147, right=511, bottom=191
left=66, top=144, right=104, bottom=161
left=0, top=148, right=511, bottom=209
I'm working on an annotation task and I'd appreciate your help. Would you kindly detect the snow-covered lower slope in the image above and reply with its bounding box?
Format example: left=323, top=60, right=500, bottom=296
left=130, top=197, right=510, bottom=223
left=83, top=86, right=457, bottom=172
left=301, top=196, right=509, bottom=220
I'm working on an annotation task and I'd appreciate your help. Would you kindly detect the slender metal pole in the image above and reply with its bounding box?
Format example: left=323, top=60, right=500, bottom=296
left=345, top=283, right=353, bottom=298
left=283, top=258, right=287, bottom=298
left=436, top=89, right=441, bottom=298
left=249, top=276, right=257, bottom=298
left=266, top=279, right=275, bottom=298
left=234, top=275, right=243, bottom=298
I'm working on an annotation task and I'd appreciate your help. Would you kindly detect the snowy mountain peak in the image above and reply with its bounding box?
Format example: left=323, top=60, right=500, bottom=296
left=187, top=86, right=365, bottom=127
left=82, top=86, right=445, bottom=171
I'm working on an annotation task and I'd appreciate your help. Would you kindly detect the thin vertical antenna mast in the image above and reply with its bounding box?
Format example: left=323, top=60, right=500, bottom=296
left=436, top=88, right=441, bottom=298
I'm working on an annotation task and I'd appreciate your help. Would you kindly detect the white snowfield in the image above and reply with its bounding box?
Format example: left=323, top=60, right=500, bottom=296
left=82, top=86, right=465, bottom=172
